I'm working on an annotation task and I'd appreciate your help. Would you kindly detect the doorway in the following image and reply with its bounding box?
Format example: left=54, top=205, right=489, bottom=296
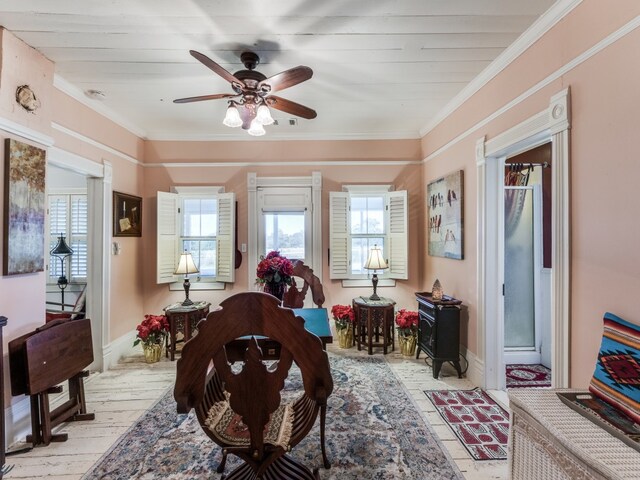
left=477, top=87, right=571, bottom=391
left=503, top=149, right=552, bottom=388
left=47, top=149, right=112, bottom=372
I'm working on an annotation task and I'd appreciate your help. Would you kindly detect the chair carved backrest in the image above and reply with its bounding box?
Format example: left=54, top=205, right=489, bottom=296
left=283, top=260, right=325, bottom=308
left=174, top=292, right=333, bottom=477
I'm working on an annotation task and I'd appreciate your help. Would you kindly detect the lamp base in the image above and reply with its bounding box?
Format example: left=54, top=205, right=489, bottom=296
left=369, top=273, right=381, bottom=301
left=182, top=277, right=193, bottom=306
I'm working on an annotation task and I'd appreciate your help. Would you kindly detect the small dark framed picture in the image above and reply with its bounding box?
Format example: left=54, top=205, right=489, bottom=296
left=113, top=191, right=142, bottom=237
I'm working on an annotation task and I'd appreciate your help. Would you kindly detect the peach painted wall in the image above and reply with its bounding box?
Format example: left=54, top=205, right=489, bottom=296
left=51, top=90, right=146, bottom=341
left=142, top=139, right=423, bottom=317
left=0, top=31, right=53, bottom=413
left=420, top=0, right=640, bottom=386
left=0, top=26, right=147, bottom=364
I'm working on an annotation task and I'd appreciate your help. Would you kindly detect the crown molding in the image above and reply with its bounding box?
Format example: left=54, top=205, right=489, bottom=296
left=52, top=122, right=142, bottom=166
left=419, top=0, right=583, bottom=137
left=0, top=115, right=54, bottom=146
left=144, top=159, right=421, bottom=168
left=54, top=74, right=147, bottom=139
left=422, top=14, right=640, bottom=163
left=145, top=130, right=420, bottom=142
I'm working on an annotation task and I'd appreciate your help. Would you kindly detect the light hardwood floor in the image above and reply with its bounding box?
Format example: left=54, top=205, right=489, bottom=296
left=5, top=345, right=508, bottom=479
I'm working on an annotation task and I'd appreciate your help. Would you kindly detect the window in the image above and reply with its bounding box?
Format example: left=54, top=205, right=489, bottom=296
left=329, top=188, right=407, bottom=281
left=157, top=188, right=235, bottom=285
left=48, top=193, right=88, bottom=283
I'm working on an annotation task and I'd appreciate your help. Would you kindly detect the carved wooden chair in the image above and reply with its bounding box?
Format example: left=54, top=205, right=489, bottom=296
left=283, top=260, right=325, bottom=309
left=174, top=292, right=333, bottom=479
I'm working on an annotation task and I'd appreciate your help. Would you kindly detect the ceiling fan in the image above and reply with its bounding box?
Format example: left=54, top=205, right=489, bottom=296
left=174, top=50, right=317, bottom=136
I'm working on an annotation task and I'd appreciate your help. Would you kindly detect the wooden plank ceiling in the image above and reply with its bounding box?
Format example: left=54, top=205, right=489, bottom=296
left=0, top=0, right=555, bottom=140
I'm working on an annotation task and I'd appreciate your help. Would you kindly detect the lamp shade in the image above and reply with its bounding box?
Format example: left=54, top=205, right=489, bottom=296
left=174, top=252, right=199, bottom=275
left=247, top=118, right=266, bottom=136
left=223, top=104, right=243, bottom=128
left=50, top=235, right=73, bottom=257
left=255, top=104, right=275, bottom=125
left=364, top=245, right=388, bottom=271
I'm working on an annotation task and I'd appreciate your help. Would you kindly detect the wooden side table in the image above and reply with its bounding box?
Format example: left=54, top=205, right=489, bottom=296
left=164, top=301, right=210, bottom=361
left=352, top=296, right=395, bottom=355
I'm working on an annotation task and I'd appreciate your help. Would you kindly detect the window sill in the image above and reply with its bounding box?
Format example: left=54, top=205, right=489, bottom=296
left=341, top=279, right=396, bottom=288
left=169, top=281, right=226, bottom=291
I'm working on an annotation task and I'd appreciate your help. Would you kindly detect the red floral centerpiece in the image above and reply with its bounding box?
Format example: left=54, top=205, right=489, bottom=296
left=134, top=314, right=169, bottom=363
left=331, top=304, right=355, bottom=348
left=395, top=309, right=419, bottom=356
left=256, top=250, right=294, bottom=301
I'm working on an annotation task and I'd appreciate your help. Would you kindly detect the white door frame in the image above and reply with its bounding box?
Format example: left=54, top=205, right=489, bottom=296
left=247, top=172, right=322, bottom=291
left=48, top=147, right=112, bottom=372
left=476, top=88, right=571, bottom=389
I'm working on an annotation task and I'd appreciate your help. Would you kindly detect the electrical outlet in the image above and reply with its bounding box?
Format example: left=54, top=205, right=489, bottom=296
left=241, top=243, right=247, bottom=253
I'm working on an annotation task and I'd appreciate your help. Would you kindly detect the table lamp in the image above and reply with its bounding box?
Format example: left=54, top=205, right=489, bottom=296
left=50, top=234, right=74, bottom=309
left=175, top=251, right=199, bottom=306
left=364, top=244, right=388, bottom=301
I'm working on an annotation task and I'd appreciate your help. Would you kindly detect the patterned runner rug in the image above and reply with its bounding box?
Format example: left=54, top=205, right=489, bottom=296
left=424, top=388, right=509, bottom=461
left=84, top=355, right=462, bottom=479
left=506, top=364, right=552, bottom=388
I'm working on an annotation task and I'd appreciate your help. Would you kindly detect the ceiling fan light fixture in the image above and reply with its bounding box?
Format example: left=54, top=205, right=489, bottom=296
left=223, top=104, right=242, bottom=128
left=255, top=104, right=274, bottom=125
left=247, top=119, right=266, bottom=136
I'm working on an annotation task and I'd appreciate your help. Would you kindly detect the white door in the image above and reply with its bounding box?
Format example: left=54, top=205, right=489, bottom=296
left=257, top=187, right=313, bottom=305
left=503, top=184, right=543, bottom=365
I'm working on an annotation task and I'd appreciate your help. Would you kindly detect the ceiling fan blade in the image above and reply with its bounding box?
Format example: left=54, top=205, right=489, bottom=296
left=266, top=95, right=317, bottom=119
left=173, top=93, right=238, bottom=104
left=190, top=50, right=245, bottom=88
left=259, top=66, right=313, bottom=93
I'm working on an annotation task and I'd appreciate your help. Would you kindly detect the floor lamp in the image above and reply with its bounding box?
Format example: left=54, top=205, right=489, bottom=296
left=50, top=235, right=74, bottom=309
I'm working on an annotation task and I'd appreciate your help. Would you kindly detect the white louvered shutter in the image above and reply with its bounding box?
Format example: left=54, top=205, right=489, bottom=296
left=157, top=191, right=179, bottom=284
left=216, top=192, right=235, bottom=283
left=387, top=190, right=408, bottom=280
left=329, top=192, right=350, bottom=279
left=70, top=194, right=88, bottom=279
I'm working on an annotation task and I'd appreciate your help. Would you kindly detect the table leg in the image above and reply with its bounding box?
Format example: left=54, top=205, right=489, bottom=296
left=170, top=316, right=176, bottom=361
left=367, top=314, right=373, bottom=355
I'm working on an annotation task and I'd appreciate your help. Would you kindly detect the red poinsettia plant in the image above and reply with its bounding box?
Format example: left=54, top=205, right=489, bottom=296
left=395, top=309, right=419, bottom=338
left=256, top=250, right=294, bottom=285
left=133, top=314, right=169, bottom=347
left=331, top=304, right=355, bottom=330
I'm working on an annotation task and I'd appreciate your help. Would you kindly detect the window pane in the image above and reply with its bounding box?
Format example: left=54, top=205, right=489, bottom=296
left=183, top=239, right=217, bottom=277
left=183, top=198, right=217, bottom=237
left=351, top=237, right=384, bottom=274
left=350, top=196, right=384, bottom=234
left=264, top=213, right=305, bottom=260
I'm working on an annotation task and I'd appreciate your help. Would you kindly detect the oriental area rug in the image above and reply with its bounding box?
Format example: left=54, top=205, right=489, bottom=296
left=84, top=355, right=462, bottom=479
left=424, top=389, right=509, bottom=461
left=506, top=364, right=552, bottom=388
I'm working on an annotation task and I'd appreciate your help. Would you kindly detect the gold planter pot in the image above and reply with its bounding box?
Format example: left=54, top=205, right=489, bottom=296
left=398, top=334, right=417, bottom=356
left=142, top=343, right=163, bottom=363
left=336, top=324, right=354, bottom=349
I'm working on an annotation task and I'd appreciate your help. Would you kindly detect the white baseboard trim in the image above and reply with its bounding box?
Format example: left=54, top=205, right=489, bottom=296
left=102, top=329, right=137, bottom=370
left=463, top=347, right=485, bottom=388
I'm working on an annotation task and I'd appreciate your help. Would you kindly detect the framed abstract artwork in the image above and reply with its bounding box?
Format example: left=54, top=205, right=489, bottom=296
left=427, top=170, right=464, bottom=259
left=113, top=191, right=142, bottom=237
left=3, top=138, right=47, bottom=275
